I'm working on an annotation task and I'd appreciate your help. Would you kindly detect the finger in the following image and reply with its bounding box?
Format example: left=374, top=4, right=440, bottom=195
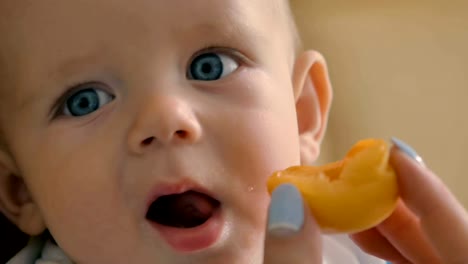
left=391, top=138, right=468, bottom=262
left=376, top=200, right=442, bottom=263
left=351, top=227, right=407, bottom=262
left=264, top=184, right=322, bottom=264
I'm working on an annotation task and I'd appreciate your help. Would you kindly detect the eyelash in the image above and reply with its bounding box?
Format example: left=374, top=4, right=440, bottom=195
left=50, top=82, right=113, bottom=119
left=189, top=46, right=249, bottom=68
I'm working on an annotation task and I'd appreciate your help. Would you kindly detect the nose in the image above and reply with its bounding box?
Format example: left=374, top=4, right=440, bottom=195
left=127, top=95, right=202, bottom=154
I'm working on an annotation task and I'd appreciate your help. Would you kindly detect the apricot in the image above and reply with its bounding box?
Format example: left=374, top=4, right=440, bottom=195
left=267, top=139, right=398, bottom=234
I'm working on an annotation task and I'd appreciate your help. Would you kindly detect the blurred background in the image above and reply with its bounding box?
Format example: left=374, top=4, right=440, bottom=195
left=291, top=0, right=468, bottom=207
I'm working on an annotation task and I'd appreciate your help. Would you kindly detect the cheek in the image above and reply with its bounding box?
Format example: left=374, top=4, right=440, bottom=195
left=18, top=115, right=126, bottom=216
left=233, top=111, right=300, bottom=177
left=17, top=131, right=142, bottom=260
left=217, top=80, right=301, bottom=190
left=229, top=108, right=300, bottom=194
left=220, top=107, right=301, bottom=249
left=214, top=93, right=300, bottom=196
left=208, top=70, right=301, bottom=219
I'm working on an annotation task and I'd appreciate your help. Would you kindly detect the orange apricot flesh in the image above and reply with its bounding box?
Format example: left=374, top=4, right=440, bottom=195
left=267, top=139, right=398, bottom=234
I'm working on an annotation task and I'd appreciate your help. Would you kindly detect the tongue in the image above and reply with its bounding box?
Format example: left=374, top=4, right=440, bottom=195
left=172, top=191, right=217, bottom=220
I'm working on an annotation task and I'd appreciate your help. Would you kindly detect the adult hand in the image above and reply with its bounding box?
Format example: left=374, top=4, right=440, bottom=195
left=352, top=138, right=468, bottom=263
left=263, top=184, right=322, bottom=264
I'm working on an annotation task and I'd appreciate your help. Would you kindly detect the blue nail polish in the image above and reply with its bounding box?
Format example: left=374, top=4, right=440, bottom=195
left=391, top=137, right=425, bottom=165
left=267, top=184, right=304, bottom=237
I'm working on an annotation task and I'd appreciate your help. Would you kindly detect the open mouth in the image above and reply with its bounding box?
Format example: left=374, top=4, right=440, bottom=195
left=146, top=190, right=221, bottom=228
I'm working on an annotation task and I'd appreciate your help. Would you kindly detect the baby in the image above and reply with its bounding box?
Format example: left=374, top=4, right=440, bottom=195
left=1, top=0, right=468, bottom=263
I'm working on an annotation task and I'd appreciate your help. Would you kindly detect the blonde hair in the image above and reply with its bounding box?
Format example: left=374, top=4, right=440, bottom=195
left=286, top=0, right=303, bottom=54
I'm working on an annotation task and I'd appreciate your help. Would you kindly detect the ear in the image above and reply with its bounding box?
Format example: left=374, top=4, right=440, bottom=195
left=0, top=150, right=46, bottom=236
left=292, top=50, right=333, bottom=165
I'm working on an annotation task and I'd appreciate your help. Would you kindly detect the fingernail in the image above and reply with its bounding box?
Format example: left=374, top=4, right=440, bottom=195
left=391, top=137, right=425, bottom=166
left=267, top=184, right=304, bottom=237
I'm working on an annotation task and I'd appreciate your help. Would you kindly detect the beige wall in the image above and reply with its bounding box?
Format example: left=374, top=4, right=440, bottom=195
left=291, top=1, right=468, bottom=206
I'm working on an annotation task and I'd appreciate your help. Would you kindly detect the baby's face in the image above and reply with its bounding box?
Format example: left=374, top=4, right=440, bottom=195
left=0, top=0, right=308, bottom=263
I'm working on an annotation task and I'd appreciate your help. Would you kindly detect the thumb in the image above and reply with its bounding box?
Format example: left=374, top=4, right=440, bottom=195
left=263, top=184, right=322, bottom=264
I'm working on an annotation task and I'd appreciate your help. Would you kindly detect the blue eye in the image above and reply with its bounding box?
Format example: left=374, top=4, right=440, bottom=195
left=63, top=87, right=114, bottom=117
left=188, top=52, right=239, bottom=81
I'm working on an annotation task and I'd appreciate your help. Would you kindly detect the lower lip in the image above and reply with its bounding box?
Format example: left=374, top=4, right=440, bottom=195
left=149, top=208, right=224, bottom=252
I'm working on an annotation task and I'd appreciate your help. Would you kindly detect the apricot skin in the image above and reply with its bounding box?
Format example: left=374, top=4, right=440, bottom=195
left=267, top=139, right=398, bottom=234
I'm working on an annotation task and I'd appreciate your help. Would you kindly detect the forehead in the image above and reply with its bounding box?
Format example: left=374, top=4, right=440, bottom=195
left=0, top=0, right=286, bottom=54
left=0, top=0, right=292, bottom=114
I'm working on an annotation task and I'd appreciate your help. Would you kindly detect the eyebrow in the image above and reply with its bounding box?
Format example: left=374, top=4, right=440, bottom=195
left=177, top=17, right=269, bottom=57
left=55, top=50, right=104, bottom=81
left=16, top=47, right=105, bottom=115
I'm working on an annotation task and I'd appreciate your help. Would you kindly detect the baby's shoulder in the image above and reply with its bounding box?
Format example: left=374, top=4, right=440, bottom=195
left=7, top=236, right=44, bottom=264
left=7, top=236, right=72, bottom=264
